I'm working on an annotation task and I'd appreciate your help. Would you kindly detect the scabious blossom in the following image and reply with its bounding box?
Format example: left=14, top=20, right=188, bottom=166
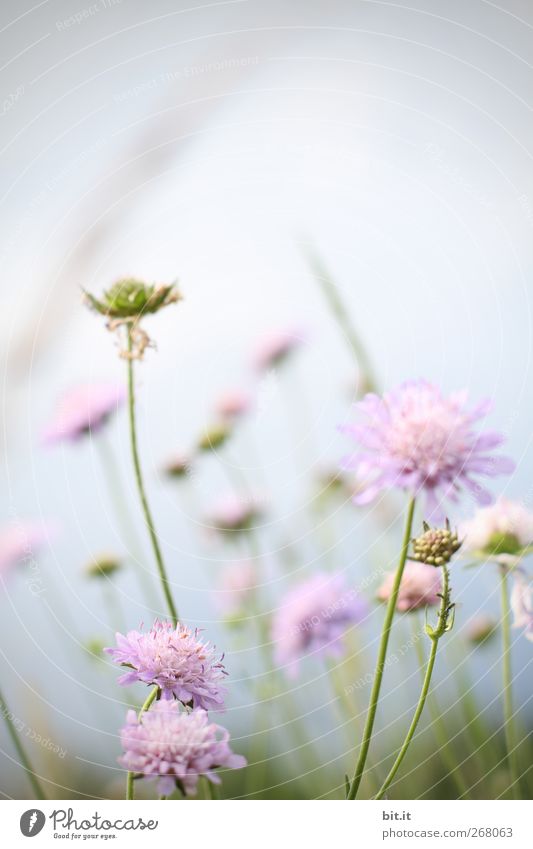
left=254, top=329, right=303, bottom=371
left=377, top=560, right=442, bottom=612
left=461, top=498, right=533, bottom=557
left=466, top=613, right=497, bottom=644
left=43, top=383, right=126, bottom=444
left=162, top=452, right=192, bottom=480
left=207, top=494, right=262, bottom=534
left=215, top=389, right=251, bottom=420
left=105, top=621, right=227, bottom=711
left=215, top=560, right=256, bottom=617
left=0, top=520, right=53, bottom=578
left=119, top=702, right=246, bottom=797
left=272, top=572, right=367, bottom=675
left=342, top=380, right=514, bottom=519
left=510, top=572, right=533, bottom=642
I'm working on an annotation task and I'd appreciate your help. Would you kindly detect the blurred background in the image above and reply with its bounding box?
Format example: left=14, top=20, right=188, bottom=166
left=1, top=0, right=532, bottom=799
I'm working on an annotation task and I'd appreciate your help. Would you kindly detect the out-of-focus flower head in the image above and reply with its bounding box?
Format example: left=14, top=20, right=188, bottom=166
left=0, top=520, right=54, bottom=578
left=207, top=494, right=262, bottom=535
left=377, top=560, right=442, bottom=612
left=119, top=702, right=246, bottom=797
left=254, top=328, right=303, bottom=372
left=510, top=571, right=533, bottom=642
left=197, top=422, right=232, bottom=453
left=105, top=620, right=227, bottom=711
left=465, top=613, right=498, bottom=645
left=43, top=383, right=126, bottom=445
left=215, top=389, right=251, bottom=421
left=85, top=553, right=122, bottom=579
left=341, top=380, right=514, bottom=520
left=214, top=560, right=256, bottom=618
left=272, top=572, right=367, bottom=676
left=84, top=278, right=181, bottom=319
left=162, top=453, right=192, bottom=480
left=461, top=498, right=533, bottom=558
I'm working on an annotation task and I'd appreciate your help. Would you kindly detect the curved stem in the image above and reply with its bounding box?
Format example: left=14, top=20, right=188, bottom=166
left=0, top=686, right=46, bottom=799
left=347, top=496, right=416, bottom=799
left=126, top=329, right=178, bottom=624
left=499, top=567, right=521, bottom=799
left=126, top=686, right=159, bottom=800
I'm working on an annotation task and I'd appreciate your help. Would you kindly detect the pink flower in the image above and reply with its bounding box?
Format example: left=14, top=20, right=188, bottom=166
left=214, top=560, right=256, bottom=616
left=0, top=520, right=54, bottom=578
left=272, top=572, right=367, bottom=675
left=253, top=329, right=303, bottom=371
left=510, top=572, right=533, bottom=642
left=461, top=498, right=533, bottom=556
left=119, top=702, right=246, bottom=797
left=377, top=560, right=442, bottom=612
left=207, top=494, right=262, bottom=534
left=342, top=380, right=514, bottom=519
left=215, top=390, right=251, bottom=420
left=43, top=382, right=126, bottom=444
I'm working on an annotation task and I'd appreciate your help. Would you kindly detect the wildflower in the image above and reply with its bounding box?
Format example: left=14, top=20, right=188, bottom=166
left=466, top=613, right=497, bottom=644
left=510, top=572, right=533, bottom=642
left=461, top=498, right=533, bottom=557
left=119, top=702, right=246, bottom=797
left=43, top=383, right=126, bottom=445
left=0, top=520, right=53, bottom=578
left=162, top=453, right=192, bottom=480
left=207, top=494, right=262, bottom=534
left=214, top=560, right=256, bottom=617
left=197, top=422, right=232, bottom=452
left=105, top=620, right=227, bottom=710
left=85, top=553, right=122, bottom=579
left=411, top=521, right=461, bottom=566
left=254, top=329, right=303, bottom=371
left=342, top=380, right=514, bottom=519
left=377, top=560, right=442, bottom=612
left=215, top=390, right=251, bottom=420
left=272, top=572, right=367, bottom=675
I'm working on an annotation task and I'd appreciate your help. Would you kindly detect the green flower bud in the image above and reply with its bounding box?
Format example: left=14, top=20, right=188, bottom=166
left=412, top=520, right=461, bottom=566
left=85, top=554, right=122, bottom=579
left=84, top=278, right=181, bottom=319
left=197, top=422, right=232, bottom=452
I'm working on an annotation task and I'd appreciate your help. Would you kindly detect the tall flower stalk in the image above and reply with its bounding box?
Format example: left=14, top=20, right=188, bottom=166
left=126, top=686, right=158, bottom=800
left=499, top=565, right=521, bottom=799
left=346, top=496, right=416, bottom=799
left=374, top=562, right=455, bottom=799
left=0, top=686, right=46, bottom=800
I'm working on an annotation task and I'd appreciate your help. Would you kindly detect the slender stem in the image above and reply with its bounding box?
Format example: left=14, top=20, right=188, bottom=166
left=126, top=686, right=159, bottom=800
left=499, top=567, right=521, bottom=799
left=374, top=565, right=451, bottom=799
left=347, top=496, right=416, bottom=799
left=413, top=617, right=470, bottom=799
left=126, top=329, right=178, bottom=624
left=0, top=686, right=46, bottom=799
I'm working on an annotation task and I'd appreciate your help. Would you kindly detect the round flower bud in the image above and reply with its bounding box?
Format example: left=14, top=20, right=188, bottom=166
left=85, top=553, right=122, bottom=579
left=84, top=278, right=181, bottom=319
left=197, top=422, right=232, bottom=452
left=411, top=522, right=461, bottom=566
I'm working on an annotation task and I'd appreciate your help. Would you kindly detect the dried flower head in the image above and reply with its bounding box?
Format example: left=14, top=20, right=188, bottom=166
left=119, top=702, right=246, bottom=797
left=272, top=572, right=367, bottom=675
left=105, top=620, right=227, bottom=711
left=412, top=521, right=461, bottom=566
left=84, top=279, right=181, bottom=319
left=342, top=380, right=514, bottom=519
left=377, top=560, right=442, bottom=612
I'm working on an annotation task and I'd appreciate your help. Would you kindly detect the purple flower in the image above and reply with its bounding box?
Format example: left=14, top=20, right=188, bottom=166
left=510, top=571, right=533, bottom=642
left=377, top=560, right=442, bottom=612
left=253, top=328, right=303, bottom=371
left=119, top=701, right=246, bottom=797
left=105, top=620, right=227, bottom=710
left=341, top=380, right=514, bottom=518
left=215, top=389, right=251, bottom=420
left=271, top=572, right=367, bottom=675
left=207, top=494, right=262, bottom=534
left=43, top=382, right=126, bottom=444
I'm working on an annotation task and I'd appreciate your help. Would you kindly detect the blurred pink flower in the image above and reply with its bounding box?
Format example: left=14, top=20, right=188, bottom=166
left=377, top=560, right=442, bottom=612
left=0, top=520, right=53, bottom=578
left=461, top=498, right=533, bottom=556
left=510, top=572, right=533, bottom=642
left=272, top=572, right=367, bottom=675
left=342, top=380, right=514, bottom=519
left=215, top=560, right=256, bottom=615
left=207, top=494, right=262, bottom=534
left=43, top=382, right=126, bottom=444
left=215, top=389, right=251, bottom=420
left=253, top=329, right=303, bottom=371
left=119, top=702, right=246, bottom=797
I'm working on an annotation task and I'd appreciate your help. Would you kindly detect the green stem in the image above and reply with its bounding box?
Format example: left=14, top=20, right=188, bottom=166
left=126, top=329, right=178, bottom=624
left=413, top=618, right=470, bottom=798
left=375, top=565, right=452, bottom=799
left=499, top=567, right=521, bottom=799
left=0, top=686, right=46, bottom=799
left=347, top=496, right=416, bottom=799
left=126, top=686, right=159, bottom=800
